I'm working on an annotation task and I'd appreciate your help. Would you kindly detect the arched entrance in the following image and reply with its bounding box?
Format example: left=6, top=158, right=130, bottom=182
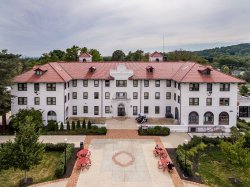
left=118, top=103, right=125, bottom=116
left=47, top=111, right=57, bottom=121
left=175, top=107, right=179, bottom=120
left=156, top=58, right=159, bottom=62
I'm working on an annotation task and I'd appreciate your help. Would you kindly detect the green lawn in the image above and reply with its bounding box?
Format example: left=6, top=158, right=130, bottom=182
left=198, top=150, right=250, bottom=187
left=0, top=151, right=61, bottom=187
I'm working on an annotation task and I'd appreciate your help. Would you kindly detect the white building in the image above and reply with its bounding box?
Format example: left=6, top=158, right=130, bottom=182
left=11, top=61, right=245, bottom=132
left=238, top=95, right=250, bottom=122
left=79, top=52, right=92, bottom=62
left=149, top=52, right=163, bottom=62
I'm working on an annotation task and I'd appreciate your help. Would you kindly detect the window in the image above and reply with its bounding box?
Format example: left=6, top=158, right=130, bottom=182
left=68, top=93, right=70, bottom=100
left=207, top=83, right=212, bottom=92
left=116, top=80, right=127, bottom=87
left=72, top=106, right=77, bottom=115
left=239, top=106, right=250, bottom=117
left=166, top=106, right=171, bottom=113
left=34, top=97, right=40, bottom=105
left=83, top=106, right=88, bottom=113
left=18, top=97, right=27, bottom=105
left=206, top=98, right=212, bottom=106
left=35, top=70, right=42, bottom=76
left=166, top=80, right=171, bottom=87
left=144, top=106, right=149, bottom=114
left=72, top=92, right=77, bottom=99
left=178, top=83, right=180, bottom=90
left=204, top=112, right=214, bottom=124
left=67, top=82, right=69, bottom=88
left=220, top=83, right=230, bottom=91
left=166, top=92, right=171, bottom=99
left=47, top=83, right=56, bottom=91
left=34, top=83, right=39, bottom=91
left=94, top=106, right=99, bottom=115
left=219, top=112, right=229, bottom=125
left=94, top=92, right=99, bottom=99
left=116, top=92, right=127, bottom=99
left=105, top=92, right=110, bottom=99
left=83, top=92, right=88, bottom=99
left=144, top=80, right=149, bottom=87
left=155, top=80, right=160, bottom=87
left=105, top=106, right=110, bottom=113
left=18, top=83, right=27, bottom=91
left=155, top=92, right=160, bottom=99
left=72, top=80, right=77, bottom=87
left=220, top=98, right=230, bottom=106
left=174, top=82, right=177, bottom=88
left=47, top=111, right=57, bottom=121
left=133, top=92, right=138, bottom=99
left=189, top=98, right=199, bottom=105
left=83, top=80, right=88, bottom=87
left=178, top=96, right=180, bottom=103
left=133, top=80, right=138, bottom=87
left=174, top=93, right=176, bottom=101
left=64, top=95, right=66, bottom=103
left=133, top=106, right=138, bottom=115
left=144, top=92, right=149, bottom=99
left=155, top=106, right=160, bottom=114
left=189, top=112, right=199, bottom=124
left=189, top=83, right=199, bottom=91
left=47, top=97, right=56, bottom=105
left=64, top=83, right=66, bottom=89
left=94, top=80, right=99, bottom=87
left=105, top=80, right=110, bottom=87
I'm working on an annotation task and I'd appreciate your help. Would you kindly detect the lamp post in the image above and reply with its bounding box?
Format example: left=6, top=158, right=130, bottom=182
left=183, top=139, right=188, bottom=178
left=64, top=138, right=67, bottom=174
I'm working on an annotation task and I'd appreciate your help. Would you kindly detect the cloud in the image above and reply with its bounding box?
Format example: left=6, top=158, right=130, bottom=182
left=0, top=0, right=249, bottom=56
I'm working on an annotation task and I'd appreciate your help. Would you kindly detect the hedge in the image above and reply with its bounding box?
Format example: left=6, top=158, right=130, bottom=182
left=138, top=126, right=170, bottom=136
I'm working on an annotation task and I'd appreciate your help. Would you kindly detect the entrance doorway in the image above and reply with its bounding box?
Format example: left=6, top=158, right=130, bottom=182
left=118, top=103, right=125, bottom=116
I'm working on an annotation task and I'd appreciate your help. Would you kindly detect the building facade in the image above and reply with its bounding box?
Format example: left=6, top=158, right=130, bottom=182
left=11, top=62, right=244, bottom=132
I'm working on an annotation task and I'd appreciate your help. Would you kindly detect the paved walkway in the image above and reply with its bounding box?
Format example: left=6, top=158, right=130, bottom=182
left=160, top=133, right=191, bottom=148
left=0, top=135, right=85, bottom=147
left=106, top=118, right=138, bottom=129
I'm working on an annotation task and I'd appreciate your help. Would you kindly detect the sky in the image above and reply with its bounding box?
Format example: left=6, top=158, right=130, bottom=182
left=0, top=0, right=249, bottom=57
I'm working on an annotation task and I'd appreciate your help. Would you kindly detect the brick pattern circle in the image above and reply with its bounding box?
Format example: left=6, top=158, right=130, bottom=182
left=112, top=151, right=135, bottom=167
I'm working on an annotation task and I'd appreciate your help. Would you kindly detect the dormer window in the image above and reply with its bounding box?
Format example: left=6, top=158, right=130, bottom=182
left=146, top=66, right=154, bottom=73
left=198, top=67, right=212, bottom=75
left=35, top=70, right=43, bottom=76
left=89, top=66, right=96, bottom=73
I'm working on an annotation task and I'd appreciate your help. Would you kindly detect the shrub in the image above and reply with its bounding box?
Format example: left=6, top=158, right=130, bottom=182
left=55, top=122, right=59, bottom=131
left=87, top=120, right=92, bottom=129
left=54, top=143, right=74, bottom=178
left=76, top=120, right=81, bottom=129
left=82, top=120, right=86, bottom=129
left=60, top=122, right=64, bottom=131
left=66, top=121, right=70, bottom=131
left=72, top=121, right=76, bottom=130
left=138, top=126, right=170, bottom=136
left=47, top=121, right=56, bottom=131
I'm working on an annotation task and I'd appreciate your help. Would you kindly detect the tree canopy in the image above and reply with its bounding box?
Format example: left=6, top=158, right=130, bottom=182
left=111, top=50, right=125, bottom=61
left=167, top=50, right=208, bottom=64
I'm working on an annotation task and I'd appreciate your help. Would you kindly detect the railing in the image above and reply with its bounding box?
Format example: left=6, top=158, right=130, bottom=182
left=112, top=96, right=130, bottom=100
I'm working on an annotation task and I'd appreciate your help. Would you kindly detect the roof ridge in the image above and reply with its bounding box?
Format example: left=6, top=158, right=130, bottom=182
left=171, top=61, right=187, bottom=79
left=179, top=62, right=197, bottom=82
left=48, top=62, right=72, bottom=82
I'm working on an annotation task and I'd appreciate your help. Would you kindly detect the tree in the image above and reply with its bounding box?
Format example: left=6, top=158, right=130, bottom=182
left=0, top=50, right=21, bottom=128
left=220, top=136, right=250, bottom=167
left=242, top=70, right=250, bottom=83
left=65, top=45, right=80, bottom=61
left=80, top=47, right=88, bottom=54
left=111, top=50, right=125, bottom=61
left=221, top=65, right=230, bottom=74
left=87, top=120, right=92, bottom=129
left=10, top=108, right=44, bottom=131
left=60, top=122, right=64, bottom=131
left=239, top=85, right=249, bottom=95
left=66, top=121, right=70, bottom=131
left=0, top=117, right=45, bottom=183
left=89, top=49, right=102, bottom=61
left=167, top=50, right=208, bottom=64
left=76, top=120, right=81, bottom=129
left=82, top=120, right=86, bottom=129
left=72, top=121, right=76, bottom=130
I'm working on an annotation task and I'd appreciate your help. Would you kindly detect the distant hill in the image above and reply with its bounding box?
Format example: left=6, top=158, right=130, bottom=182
left=195, top=43, right=250, bottom=57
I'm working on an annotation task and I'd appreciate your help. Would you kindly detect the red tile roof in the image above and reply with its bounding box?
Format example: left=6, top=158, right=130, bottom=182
left=13, top=62, right=245, bottom=83
left=79, top=52, right=92, bottom=58
left=149, top=52, right=163, bottom=57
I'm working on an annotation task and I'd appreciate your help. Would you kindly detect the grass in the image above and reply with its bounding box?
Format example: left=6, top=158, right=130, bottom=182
left=198, top=149, right=250, bottom=187
left=0, top=151, right=61, bottom=187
